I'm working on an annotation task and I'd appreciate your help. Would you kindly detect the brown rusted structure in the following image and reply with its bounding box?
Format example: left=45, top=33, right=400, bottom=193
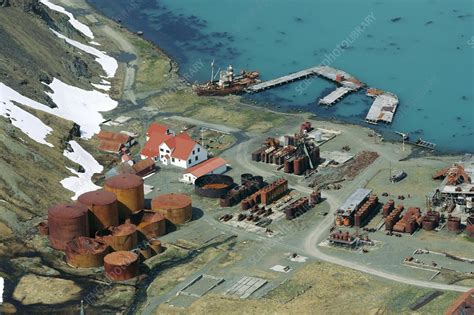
left=149, top=239, right=163, bottom=254
left=96, top=223, right=138, bottom=251
left=447, top=215, right=461, bottom=232
left=151, top=193, right=192, bottom=225
left=444, top=288, right=474, bottom=315
left=195, top=174, right=234, bottom=198
left=78, top=189, right=119, bottom=236
left=104, top=251, right=139, bottom=281
left=354, top=195, right=379, bottom=227
left=385, top=205, right=404, bottom=231
left=422, top=211, right=440, bottom=231
left=104, top=174, right=144, bottom=222
left=310, top=190, right=321, bottom=205
left=65, top=237, right=109, bottom=268
left=393, top=207, right=423, bottom=234
left=382, top=199, right=395, bottom=217
left=48, top=203, right=89, bottom=250
left=132, top=158, right=157, bottom=177
left=284, top=197, right=310, bottom=220
left=260, top=178, right=288, bottom=205
left=466, top=215, right=474, bottom=239
left=129, top=210, right=166, bottom=240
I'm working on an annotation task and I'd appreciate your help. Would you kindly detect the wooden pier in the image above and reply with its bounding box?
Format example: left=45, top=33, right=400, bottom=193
left=318, top=86, right=357, bottom=106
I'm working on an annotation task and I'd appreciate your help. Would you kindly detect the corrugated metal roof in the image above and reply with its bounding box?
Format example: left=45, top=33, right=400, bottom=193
left=184, top=157, right=227, bottom=178
left=99, top=139, right=123, bottom=153
left=97, top=130, right=130, bottom=144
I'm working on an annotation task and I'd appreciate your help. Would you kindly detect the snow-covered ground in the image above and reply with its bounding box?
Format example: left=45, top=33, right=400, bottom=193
left=92, top=82, right=111, bottom=91
left=0, top=83, right=54, bottom=147
left=44, top=78, right=117, bottom=138
left=39, top=0, right=94, bottom=39
left=52, top=30, right=117, bottom=78
left=61, top=140, right=103, bottom=200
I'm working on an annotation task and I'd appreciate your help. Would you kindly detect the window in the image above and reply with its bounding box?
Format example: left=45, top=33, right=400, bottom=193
left=192, top=150, right=195, bottom=155
left=197, top=148, right=200, bottom=152
left=166, top=150, right=170, bottom=153
left=160, top=155, right=163, bottom=158
left=188, top=159, right=192, bottom=164
left=195, top=156, right=198, bottom=161
left=160, top=148, right=164, bottom=152
left=172, top=158, right=175, bottom=162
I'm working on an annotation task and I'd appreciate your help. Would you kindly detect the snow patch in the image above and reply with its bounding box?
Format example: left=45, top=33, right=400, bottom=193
left=89, top=41, right=101, bottom=46
left=40, top=0, right=94, bottom=39
left=44, top=78, right=118, bottom=138
left=0, top=83, right=54, bottom=147
left=61, top=140, right=103, bottom=200
left=51, top=29, right=117, bottom=78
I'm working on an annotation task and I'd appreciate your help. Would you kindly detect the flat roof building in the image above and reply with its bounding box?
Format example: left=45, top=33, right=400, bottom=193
left=336, top=188, right=372, bottom=217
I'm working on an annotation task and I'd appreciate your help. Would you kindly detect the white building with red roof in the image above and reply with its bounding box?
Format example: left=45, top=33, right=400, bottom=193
left=181, top=156, right=228, bottom=184
left=140, top=123, right=207, bottom=169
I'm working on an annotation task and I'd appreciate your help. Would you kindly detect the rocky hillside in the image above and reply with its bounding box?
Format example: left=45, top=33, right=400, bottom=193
left=0, top=0, right=113, bottom=236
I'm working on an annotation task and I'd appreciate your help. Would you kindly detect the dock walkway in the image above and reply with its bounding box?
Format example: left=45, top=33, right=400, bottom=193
left=365, top=89, right=399, bottom=124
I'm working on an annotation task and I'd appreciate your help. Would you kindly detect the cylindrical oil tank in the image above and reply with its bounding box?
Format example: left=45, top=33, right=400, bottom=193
left=78, top=189, right=119, bottom=235
left=131, top=210, right=166, bottom=240
left=97, top=223, right=138, bottom=251
left=241, top=173, right=254, bottom=186
left=104, top=251, right=139, bottom=281
left=194, top=174, right=234, bottom=198
left=151, top=193, right=192, bottom=225
left=219, top=196, right=232, bottom=207
left=447, top=216, right=461, bottom=232
left=343, top=217, right=351, bottom=226
left=48, top=203, right=89, bottom=250
left=294, top=158, right=302, bottom=175
left=422, top=219, right=436, bottom=231
left=104, top=174, right=144, bottom=222
left=149, top=239, right=163, bottom=254
left=284, top=159, right=294, bottom=174
left=65, top=237, right=109, bottom=268
left=253, top=176, right=264, bottom=186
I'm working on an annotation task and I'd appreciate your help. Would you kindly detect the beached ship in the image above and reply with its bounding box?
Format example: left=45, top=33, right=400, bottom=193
left=193, top=63, right=260, bottom=96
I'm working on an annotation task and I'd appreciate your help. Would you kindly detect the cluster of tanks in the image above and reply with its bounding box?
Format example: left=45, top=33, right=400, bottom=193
left=42, top=174, right=193, bottom=281
left=251, top=132, right=321, bottom=176
left=217, top=173, right=266, bottom=207
left=241, top=178, right=289, bottom=210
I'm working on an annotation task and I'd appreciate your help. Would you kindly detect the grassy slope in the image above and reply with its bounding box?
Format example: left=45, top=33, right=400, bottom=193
left=0, top=3, right=110, bottom=237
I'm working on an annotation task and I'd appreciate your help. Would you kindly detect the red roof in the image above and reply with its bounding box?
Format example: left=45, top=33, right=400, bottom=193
left=184, top=157, right=227, bottom=178
left=99, top=140, right=123, bottom=153
left=97, top=130, right=130, bottom=144
left=164, top=132, right=198, bottom=160
left=147, top=123, right=169, bottom=136
left=141, top=133, right=173, bottom=158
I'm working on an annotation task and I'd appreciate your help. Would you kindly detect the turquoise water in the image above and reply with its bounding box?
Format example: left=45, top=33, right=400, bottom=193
left=88, top=0, right=474, bottom=152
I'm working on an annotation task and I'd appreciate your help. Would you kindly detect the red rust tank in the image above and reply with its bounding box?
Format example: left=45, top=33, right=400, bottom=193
left=129, top=210, right=166, bottom=240
left=447, top=215, right=461, bottom=232
left=65, top=237, right=109, bottom=268
left=284, top=159, right=294, bottom=173
left=78, top=189, right=119, bottom=235
left=104, top=174, right=144, bottom=222
left=48, top=203, right=89, bottom=250
left=151, top=193, right=192, bottom=225
left=294, top=158, right=302, bottom=175
left=104, top=251, right=139, bottom=281
left=96, top=223, right=138, bottom=251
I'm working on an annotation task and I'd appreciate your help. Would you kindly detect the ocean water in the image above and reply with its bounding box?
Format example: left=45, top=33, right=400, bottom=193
left=87, top=0, right=474, bottom=153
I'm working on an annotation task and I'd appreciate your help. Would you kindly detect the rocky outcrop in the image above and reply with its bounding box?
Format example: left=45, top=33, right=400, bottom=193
left=13, top=274, right=81, bottom=305
left=68, top=56, right=92, bottom=79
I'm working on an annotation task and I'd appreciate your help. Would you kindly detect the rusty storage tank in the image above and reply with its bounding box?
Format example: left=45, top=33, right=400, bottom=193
left=78, top=189, right=119, bottom=235
left=447, top=216, right=461, bottom=232
left=284, top=159, right=294, bottom=174
left=343, top=217, right=351, bottom=226
left=97, top=223, right=138, bottom=251
left=65, top=237, right=109, bottom=268
left=253, top=176, right=264, bottom=186
left=48, top=203, right=89, bottom=250
left=129, top=210, right=166, bottom=240
left=104, top=174, right=144, bottom=222
left=422, top=218, right=436, bottom=231
left=104, top=251, right=139, bottom=281
left=195, top=174, right=234, bottom=198
left=151, top=193, right=193, bottom=225
left=219, top=196, right=233, bottom=207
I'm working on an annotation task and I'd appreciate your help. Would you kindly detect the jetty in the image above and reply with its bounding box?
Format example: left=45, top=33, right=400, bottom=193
left=365, top=89, right=399, bottom=124
left=318, top=86, right=357, bottom=106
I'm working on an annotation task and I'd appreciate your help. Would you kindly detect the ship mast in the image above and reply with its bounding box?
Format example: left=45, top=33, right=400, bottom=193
left=210, top=59, right=215, bottom=83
